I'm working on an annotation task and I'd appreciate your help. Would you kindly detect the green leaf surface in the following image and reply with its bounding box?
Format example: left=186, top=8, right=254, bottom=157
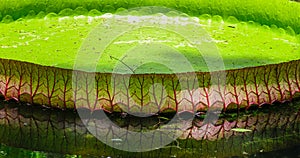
left=0, top=13, right=299, bottom=73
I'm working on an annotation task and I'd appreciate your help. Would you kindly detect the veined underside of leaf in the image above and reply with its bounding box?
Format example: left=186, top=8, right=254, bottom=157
left=0, top=58, right=299, bottom=113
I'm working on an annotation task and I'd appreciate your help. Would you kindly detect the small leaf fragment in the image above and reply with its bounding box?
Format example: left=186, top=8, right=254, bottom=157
left=231, top=128, right=252, bottom=133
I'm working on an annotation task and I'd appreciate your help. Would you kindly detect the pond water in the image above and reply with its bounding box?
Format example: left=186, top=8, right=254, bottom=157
left=0, top=99, right=299, bottom=157
left=0, top=141, right=300, bottom=157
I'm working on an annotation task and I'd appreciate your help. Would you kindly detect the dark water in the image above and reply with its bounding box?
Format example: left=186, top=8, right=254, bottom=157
left=0, top=143, right=300, bottom=158
left=0, top=98, right=300, bottom=158
left=249, top=145, right=300, bottom=158
left=0, top=144, right=78, bottom=158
